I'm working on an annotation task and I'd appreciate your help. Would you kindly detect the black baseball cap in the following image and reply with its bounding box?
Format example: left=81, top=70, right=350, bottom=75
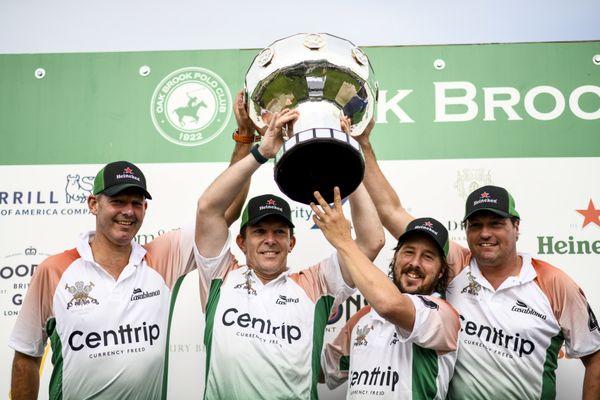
left=463, top=185, right=519, bottom=222
left=396, top=217, right=449, bottom=257
left=240, top=194, right=294, bottom=233
left=92, top=161, right=152, bottom=199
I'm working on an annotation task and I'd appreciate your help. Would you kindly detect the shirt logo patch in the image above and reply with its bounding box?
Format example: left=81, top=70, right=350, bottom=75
left=130, top=287, right=161, bottom=301
left=461, top=270, right=482, bottom=296
left=354, top=324, right=373, bottom=347
left=65, top=281, right=99, bottom=309
left=275, top=295, right=299, bottom=305
left=234, top=270, right=257, bottom=295
left=418, top=295, right=439, bottom=310
left=389, top=332, right=399, bottom=346
left=510, top=299, right=547, bottom=320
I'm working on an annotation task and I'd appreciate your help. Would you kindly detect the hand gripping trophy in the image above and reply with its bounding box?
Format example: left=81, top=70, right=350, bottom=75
left=245, top=33, right=378, bottom=204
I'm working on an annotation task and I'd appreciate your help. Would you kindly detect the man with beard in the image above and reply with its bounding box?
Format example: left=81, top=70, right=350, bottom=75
left=194, top=109, right=385, bottom=399
left=352, top=120, right=600, bottom=399
left=314, top=188, right=461, bottom=399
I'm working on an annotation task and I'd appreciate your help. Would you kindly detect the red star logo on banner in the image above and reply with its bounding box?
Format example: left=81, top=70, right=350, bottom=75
left=267, top=199, right=276, bottom=206
left=576, top=199, right=600, bottom=228
left=124, top=167, right=133, bottom=174
left=480, top=192, right=490, bottom=198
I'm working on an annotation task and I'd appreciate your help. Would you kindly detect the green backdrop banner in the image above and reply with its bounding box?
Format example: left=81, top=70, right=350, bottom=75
left=1, top=41, right=599, bottom=165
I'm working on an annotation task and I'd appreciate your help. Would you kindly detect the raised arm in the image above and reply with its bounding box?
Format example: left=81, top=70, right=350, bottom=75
left=196, top=109, right=299, bottom=257
left=223, top=91, right=257, bottom=226
left=352, top=117, right=414, bottom=239
left=311, top=187, right=416, bottom=332
left=11, top=351, right=42, bottom=400
left=582, top=350, right=600, bottom=400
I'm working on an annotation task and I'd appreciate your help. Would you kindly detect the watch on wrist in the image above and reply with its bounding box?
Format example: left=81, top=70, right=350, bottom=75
left=250, top=144, right=269, bottom=164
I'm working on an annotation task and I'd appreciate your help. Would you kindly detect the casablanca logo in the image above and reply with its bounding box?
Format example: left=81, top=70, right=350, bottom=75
left=353, top=324, right=373, bottom=347
left=150, top=67, right=232, bottom=147
left=454, top=168, right=493, bottom=198
left=65, top=174, right=94, bottom=203
left=576, top=199, right=600, bottom=229
left=234, top=270, right=257, bottom=296
left=65, top=281, right=99, bottom=309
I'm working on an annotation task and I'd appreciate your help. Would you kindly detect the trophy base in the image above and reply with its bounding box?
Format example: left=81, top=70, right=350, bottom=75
left=274, top=128, right=364, bottom=205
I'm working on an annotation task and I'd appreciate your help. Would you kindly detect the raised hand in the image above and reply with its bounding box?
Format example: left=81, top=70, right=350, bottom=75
left=310, top=187, right=353, bottom=248
left=354, top=117, right=375, bottom=146
left=233, top=90, right=257, bottom=137
left=257, top=108, right=300, bottom=159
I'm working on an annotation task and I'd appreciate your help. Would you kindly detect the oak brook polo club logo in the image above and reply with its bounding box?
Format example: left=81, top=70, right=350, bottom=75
left=150, top=67, right=232, bottom=147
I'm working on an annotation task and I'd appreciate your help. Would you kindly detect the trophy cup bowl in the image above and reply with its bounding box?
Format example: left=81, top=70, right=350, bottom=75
left=245, top=33, right=378, bottom=204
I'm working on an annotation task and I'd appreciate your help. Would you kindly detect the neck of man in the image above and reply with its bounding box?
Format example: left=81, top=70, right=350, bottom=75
left=478, top=249, right=522, bottom=290
left=89, top=233, right=132, bottom=280
left=251, top=265, right=287, bottom=284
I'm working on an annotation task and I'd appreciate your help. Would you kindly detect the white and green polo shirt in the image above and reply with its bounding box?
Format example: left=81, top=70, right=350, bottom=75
left=322, top=294, right=460, bottom=400
left=195, top=232, right=355, bottom=400
left=446, top=252, right=600, bottom=400
left=9, top=228, right=195, bottom=400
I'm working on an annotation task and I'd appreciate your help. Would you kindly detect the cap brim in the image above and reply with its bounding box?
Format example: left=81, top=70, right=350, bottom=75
left=102, top=183, right=152, bottom=199
left=243, top=212, right=295, bottom=230
left=396, top=230, right=446, bottom=257
left=463, top=208, right=511, bottom=222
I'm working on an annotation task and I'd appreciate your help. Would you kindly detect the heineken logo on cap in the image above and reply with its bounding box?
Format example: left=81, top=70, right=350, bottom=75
left=150, top=67, right=232, bottom=147
left=473, top=191, right=498, bottom=206
left=267, top=199, right=277, bottom=206
left=124, top=167, right=133, bottom=174
left=414, top=220, right=439, bottom=236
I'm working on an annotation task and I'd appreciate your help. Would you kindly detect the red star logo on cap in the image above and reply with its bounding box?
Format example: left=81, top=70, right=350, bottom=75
left=267, top=199, right=276, bottom=206
left=576, top=199, right=600, bottom=228
left=424, top=221, right=434, bottom=228
left=124, top=167, right=133, bottom=174
left=480, top=192, right=490, bottom=199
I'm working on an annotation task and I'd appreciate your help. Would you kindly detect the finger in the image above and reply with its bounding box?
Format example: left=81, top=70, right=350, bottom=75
left=312, top=215, right=324, bottom=230
left=313, top=191, right=331, bottom=212
left=309, top=202, right=325, bottom=220
left=333, top=187, right=343, bottom=209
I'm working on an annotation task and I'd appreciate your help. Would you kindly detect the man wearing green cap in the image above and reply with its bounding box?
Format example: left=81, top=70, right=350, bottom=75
left=195, top=109, right=385, bottom=399
left=352, top=122, right=600, bottom=399
left=9, top=91, right=257, bottom=400
left=312, top=187, right=460, bottom=399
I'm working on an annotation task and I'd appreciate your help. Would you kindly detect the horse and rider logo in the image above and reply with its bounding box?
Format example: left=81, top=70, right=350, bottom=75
left=150, top=67, right=232, bottom=147
left=234, top=270, right=257, bottom=296
left=354, top=324, right=373, bottom=347
left=461, top=270, right=482, bottom=296
left=65, top=281, right=99, bottom=309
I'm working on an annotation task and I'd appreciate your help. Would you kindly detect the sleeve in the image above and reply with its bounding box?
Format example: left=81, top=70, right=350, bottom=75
left=8, top=259, right=56, bottom=357
left=194, top=231, right=237, bottom=312
left=446, top=241, right=471, bottom=282
left=395, top=294, right=460, bottom=354
left=143, top=223, right=197, bottom=289
left=292, top=253, right=355, bottom=306
left=321, top=306, right=371, bottom=389
left=533, top=260, right=600, bottom=358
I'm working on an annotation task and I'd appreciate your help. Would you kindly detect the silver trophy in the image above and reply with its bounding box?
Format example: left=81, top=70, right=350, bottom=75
left=245, top=33, right=377, bottom=204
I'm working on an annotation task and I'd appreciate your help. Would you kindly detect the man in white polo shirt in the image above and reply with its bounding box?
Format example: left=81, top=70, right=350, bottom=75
left=195, top=109, right=385, bottom=399
left=312, top=189, right=461, bottom=399
left=354, top=120, right=600, bottom=399
left=9, top=92, right=256, bottom=400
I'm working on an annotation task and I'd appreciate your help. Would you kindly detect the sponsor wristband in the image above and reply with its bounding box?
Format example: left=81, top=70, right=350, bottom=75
left=233, top=129, right=259, bottom=144
left=251, top=144, right=269, bottom=164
